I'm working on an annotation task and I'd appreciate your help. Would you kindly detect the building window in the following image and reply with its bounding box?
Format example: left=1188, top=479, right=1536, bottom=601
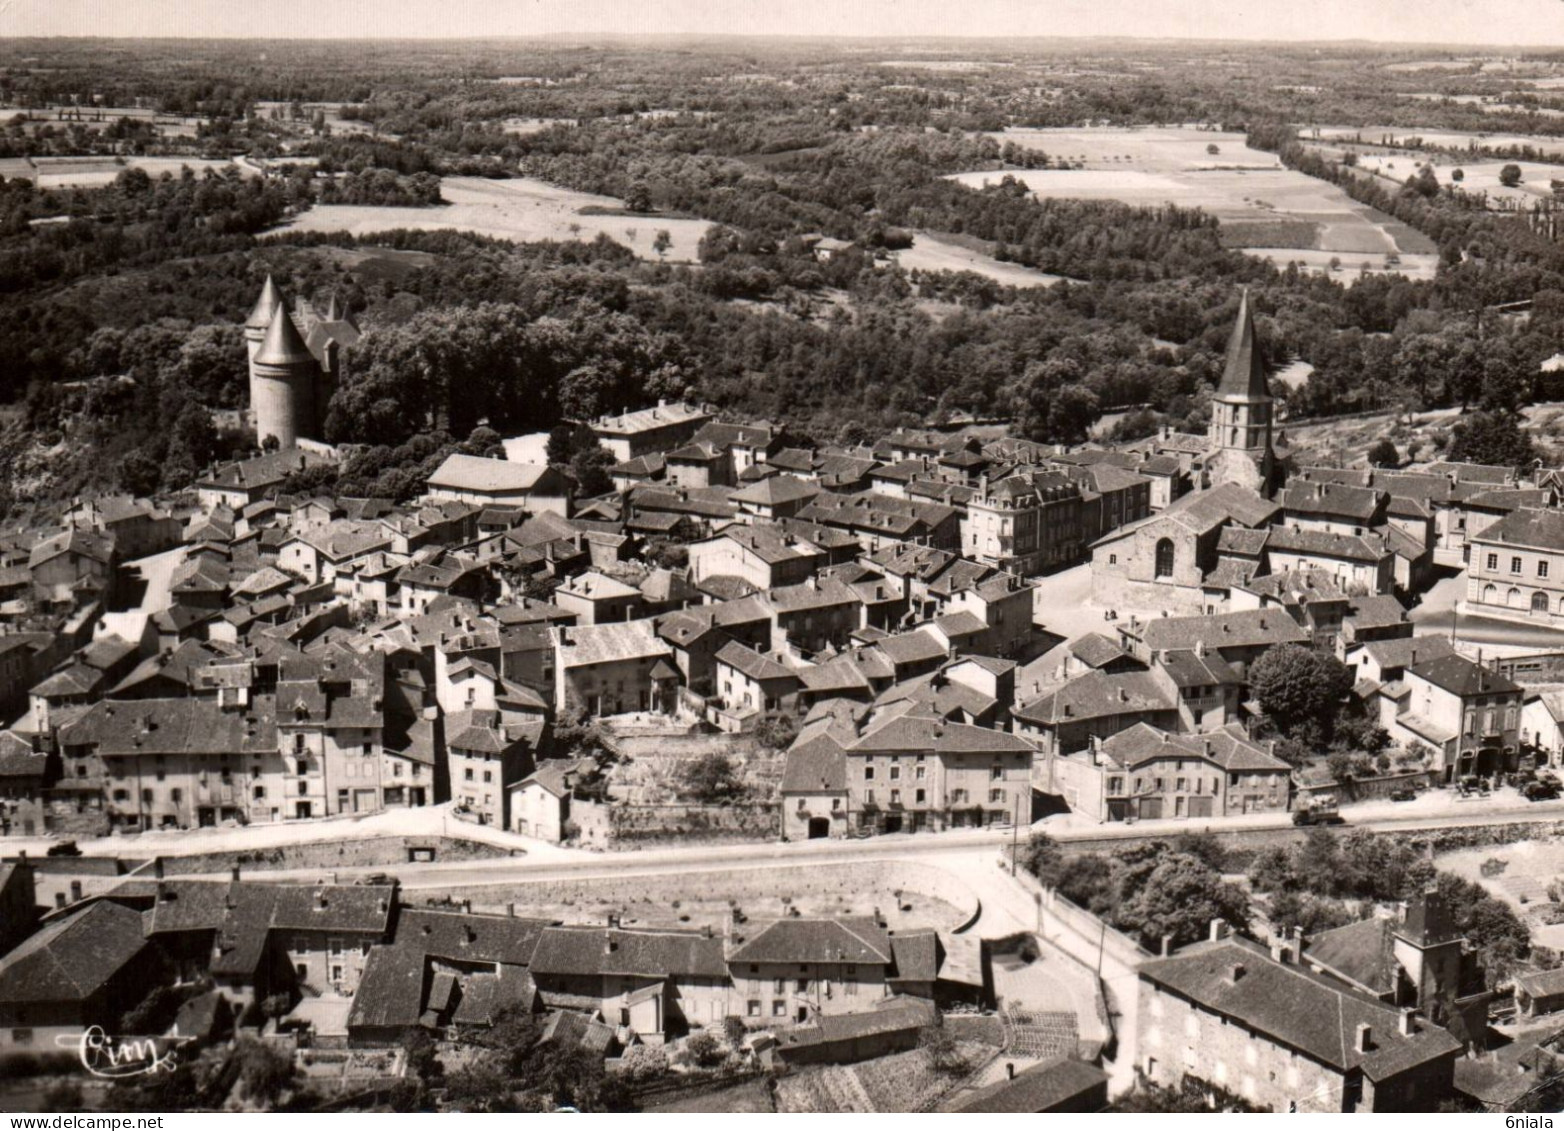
left=773, top=1001, right=787, bottom=1016
left=1541, top=562, right=1551, bottom=580
left=915, top=789, right=926, bottom=803
left=991, top=766, right=1003, bottom=780
left=254, top=786, right=266, bottom=800
left=1487, top=552, right=1499, bottom=571
left=864, top=767, right=874, bottom=781
left=774, top=978, right=785, bottom=993
left=1155, top=538, right=1175, bottom=579
left=465, top=767, right=474, bottom=782
left=990, top=789, right=1004, bottom=803
left=889, top=766, right=900, bottom=780
left=891, top=789, right=901, bottom=804
left=915, top=765, right=925, bottom=780
left=1513, top=556, right=1524, bottom=575
left=747, top=1000, right=761, bottom=1017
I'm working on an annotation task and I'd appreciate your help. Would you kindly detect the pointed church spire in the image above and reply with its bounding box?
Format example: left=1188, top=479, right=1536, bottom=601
left=1217, top=287, right=1271, bottom=402
left=245, top=275, right=283, bottom=331
left=254, top=301, right=315, bottom=368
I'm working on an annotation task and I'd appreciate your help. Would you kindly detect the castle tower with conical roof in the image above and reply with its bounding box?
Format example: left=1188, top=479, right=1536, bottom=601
left=1206, top=287, right=1277, bottom=494
left=250, top=293, right=320, bottom=451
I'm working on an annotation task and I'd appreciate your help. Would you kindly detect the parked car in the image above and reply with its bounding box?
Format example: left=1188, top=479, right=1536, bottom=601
left=1293, top=807, right=1346, bottom=827
left=1389, top=787, right=1417, bottom=802
left=1525, top=781, right=1559, bottom=803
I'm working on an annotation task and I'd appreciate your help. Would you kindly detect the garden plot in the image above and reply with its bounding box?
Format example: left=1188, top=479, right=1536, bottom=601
left=274, top=175, right=713, bottom=262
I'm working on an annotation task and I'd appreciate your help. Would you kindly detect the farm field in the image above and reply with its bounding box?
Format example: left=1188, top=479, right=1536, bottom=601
left=946, top=159, right=1434, bottom=277
left=985, top=126, right=1278, bottom=172
left=0, top=154, right=250, bottom=187
left=894, top=231, right=1065, bottom=287
left=272, top=175, right=713, bottom=262
left=1343, top=151, right=1564, bottom=206
left=1307, top=124, right=1564, bottom=161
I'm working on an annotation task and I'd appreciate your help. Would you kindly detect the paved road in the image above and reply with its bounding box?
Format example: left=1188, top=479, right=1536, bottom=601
left=197, top=795, right=1564, bottom=893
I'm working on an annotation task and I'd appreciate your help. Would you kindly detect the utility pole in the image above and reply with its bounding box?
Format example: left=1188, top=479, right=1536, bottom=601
left=1011, top=790, right=1021, bottom=875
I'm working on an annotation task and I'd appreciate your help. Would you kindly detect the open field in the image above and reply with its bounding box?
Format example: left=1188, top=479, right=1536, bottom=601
left=894, top=231, right=1065, bottom=287
left=0, top=154, right=252, bottom=188
left=272, top=175, right=714, bottom=261
left=947, top=153, right=1435, bottom=279
left=1308, top=124, right=1564, bottom=162
left=1343, top=151, right=1564, bottom=206
left=986, top=126, right=1277, bottom=172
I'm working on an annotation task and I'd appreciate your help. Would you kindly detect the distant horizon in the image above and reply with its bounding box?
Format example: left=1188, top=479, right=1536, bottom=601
left=6, top=0, right=1564, bottom=48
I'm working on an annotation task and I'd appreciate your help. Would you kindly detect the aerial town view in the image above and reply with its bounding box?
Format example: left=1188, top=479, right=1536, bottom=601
left=13, top=0, right=1564, bottom=1118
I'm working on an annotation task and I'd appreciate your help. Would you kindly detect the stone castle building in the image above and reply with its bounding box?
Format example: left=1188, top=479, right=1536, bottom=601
left=244, top=275, right=360, bottom=450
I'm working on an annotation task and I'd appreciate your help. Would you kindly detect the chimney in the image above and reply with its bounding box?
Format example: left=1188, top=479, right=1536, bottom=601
left=1161, top=933, right=1174, bottom=957
left=153, top=857, right=165, bottom=879
left=1399, top=1008, right=1414, bottom=1037
left=231, top=865, right=241, bottom=882
left=461, top=899, right=472, bottom=914
left=1227, top=962, right=1246, bottom=983
left=1006, top=1063, right=1016, bottom=1080
left=607, top=911, right=621, bottom=929
left=1210, top=918, right=1227, bottom=942
left=1355, top=1023, right=1373, bottom=1053
left=508, top=903, right=516, bottom=918
left=1290, top=924, right=1305, bottom=963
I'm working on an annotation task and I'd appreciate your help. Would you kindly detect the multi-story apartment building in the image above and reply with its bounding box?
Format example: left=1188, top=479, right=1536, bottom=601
left=961, top=472, right=1083, bottom=577
left=780, top=702, right=1035, bottom=838
left=1045, top=722, right=1291, bottom=823
left=1465, top=507, right=1564, bottom=623
left=1377, top=653, right=1523, bottom=783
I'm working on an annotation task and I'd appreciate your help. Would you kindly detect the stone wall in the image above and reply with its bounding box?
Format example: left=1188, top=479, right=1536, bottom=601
left=438, top=858, right=980, bottom=930
left=154, top=835, right=511, bottom=876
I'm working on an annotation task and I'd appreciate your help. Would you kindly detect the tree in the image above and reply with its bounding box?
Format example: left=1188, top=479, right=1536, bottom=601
left=1115, top=853, right=1251, bottom=951
left=1248, top=644, right=1354, bottom=735
left=754, top=712, right=798, bottom=751
left=1206, top=143, right=1220, bottom=156
left=1451, top=167, right=1465, bottom=182
left=653, top=229, right=672, bottom=258
left=569, top=443, right=618, bottom=499
left=624, top=180, right=652, bottom=213
left=680, top=752, right=743, bottom=803
left=1446, top=411, right=1537, bottom=469
left=1368, top=438, right=1400, bottom=468
left=1500, top=163, right=1524, bottom=188
left=443, top=1059, right=516, bottom=1113
left=685, top=1031, right=724, bottom=1068
left=918, top=1024, right=969, bottom=1074
left=235, top=1036, right=296, bottom=1107
left=1409, top=165, right=1440, bottom=199
left=1021, top=832, right=1066, bottom=888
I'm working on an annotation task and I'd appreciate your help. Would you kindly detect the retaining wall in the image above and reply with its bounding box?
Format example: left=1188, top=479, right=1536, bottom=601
left=437, top=858, right=980, bottom=930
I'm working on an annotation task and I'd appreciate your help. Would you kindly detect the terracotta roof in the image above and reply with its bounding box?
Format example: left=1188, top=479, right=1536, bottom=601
left=954, top=1056, right=1108, bottom=1113
left=1098, top=722, right=1289, bottom=773
left=0, top=900, right=150, bottom=1005
left=1408, top=653, right=1520, bottom=698
left=728, top=917, right=892, bottom=965
left=428, top=454, right=551, bottom=494
left=1471, top=507, right=1564, bottom=553
left=530, top=925, right=728, bottom=978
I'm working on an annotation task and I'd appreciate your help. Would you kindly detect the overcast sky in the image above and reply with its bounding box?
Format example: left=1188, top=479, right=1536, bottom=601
left=7, top=0, right=1564, bottom=45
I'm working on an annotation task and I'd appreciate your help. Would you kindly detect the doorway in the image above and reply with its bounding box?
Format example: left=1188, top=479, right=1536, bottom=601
left=807, top=817, right=830, bottom=839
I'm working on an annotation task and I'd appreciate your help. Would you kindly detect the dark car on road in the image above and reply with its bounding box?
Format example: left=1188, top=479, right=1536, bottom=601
left=1525, top=781, right=1560, bottom=803
left=1389, top=787, right=1417, bottom=802
left=1293, top=808, right=1346, bottom=826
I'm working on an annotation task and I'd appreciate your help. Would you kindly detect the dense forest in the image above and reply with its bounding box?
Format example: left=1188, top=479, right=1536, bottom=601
left=5, top=38, right=1564, bottom=515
